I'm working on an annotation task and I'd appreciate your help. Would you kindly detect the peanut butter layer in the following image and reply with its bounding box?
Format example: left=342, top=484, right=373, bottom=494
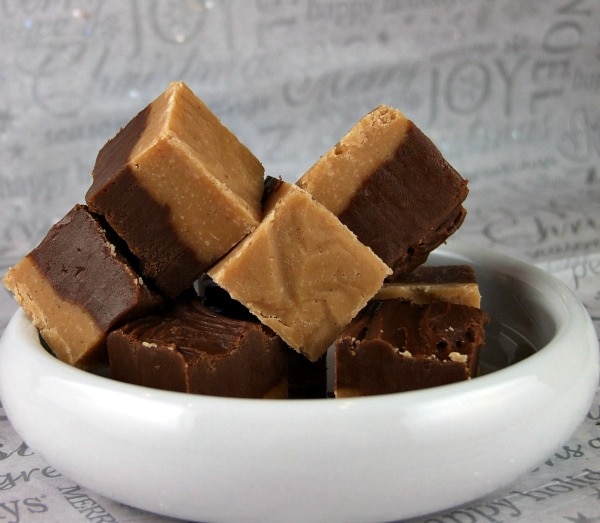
left=108, top=298, right=288, bottom=398
left=297, top=105, right=468, bottom=276
left=208, top=181, right=392, bottom=362
left=86, top=81, right=264, bottom=297
left=375, top=265, right=481, bottom=307
left=2, top=205, right=163, bottom=368
left=335, top=300, right=489, bottom=397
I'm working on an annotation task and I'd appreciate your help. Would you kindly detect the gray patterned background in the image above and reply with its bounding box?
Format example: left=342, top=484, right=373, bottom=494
left=0, top=1, right=599, bottom=522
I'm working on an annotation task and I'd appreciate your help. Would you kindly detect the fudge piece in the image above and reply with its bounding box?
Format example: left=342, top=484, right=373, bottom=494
left=335, top=300, right=489, bottom=397
left=375, top=264, right=481, bottom=307
left=208, top=181, right=392, bottom=362
left=198, top=274, right=328, bottom=398
left=107, top=298, right=288, bottom=398
left=297, top=105, right=468, bottom=276
left=2, top=205, right=163, bottom=368
left=86, top=81, right=264, bottom=297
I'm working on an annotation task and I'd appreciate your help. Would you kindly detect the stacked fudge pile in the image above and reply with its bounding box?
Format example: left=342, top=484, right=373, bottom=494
left=3, top=82, right=488, bottom=399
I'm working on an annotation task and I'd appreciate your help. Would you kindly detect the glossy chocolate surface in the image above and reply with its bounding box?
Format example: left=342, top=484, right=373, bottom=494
left=108, top=298, right=288, bottom=398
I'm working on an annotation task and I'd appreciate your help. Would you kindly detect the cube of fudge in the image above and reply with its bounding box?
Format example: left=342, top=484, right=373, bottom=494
left=107, top=298, right=288, bottom=398
left=208, top=180, right=392, bottom=362
left=375, top=264, right=481, bottom=307
left=335, top=300, right=489, bottom=397
left=2, top=205, right=163, bottom=368
left=297, top=105, right=468, bottom=277
left=86, top=81, right=264, bottom=297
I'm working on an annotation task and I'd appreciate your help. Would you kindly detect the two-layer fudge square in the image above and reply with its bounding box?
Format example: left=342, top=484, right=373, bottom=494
left=86, top=81, right=265, bottom=297
left=297, top=105, right=468, bottom=277
left=2, top=205, right=163, bottom=368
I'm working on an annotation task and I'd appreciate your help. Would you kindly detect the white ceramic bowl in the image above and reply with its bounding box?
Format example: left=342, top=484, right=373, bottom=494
left=0, top=245, right=597, bottom=523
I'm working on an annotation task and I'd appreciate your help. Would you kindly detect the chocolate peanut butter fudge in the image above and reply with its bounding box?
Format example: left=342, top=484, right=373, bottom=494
left=108, top=298, right=288, bottom=398
left=335, top=300, right=488, bottom=397
left=297, top=105, right=468, bottom=276
left=2, top=205, right=163, bottom=368
left=86, top=81, right=265, bottom=297
left=208, top=180, right=392, bottom=362
left=3, top=83, right=488, bottom=400
left=375, top=264, right=481, bottom=307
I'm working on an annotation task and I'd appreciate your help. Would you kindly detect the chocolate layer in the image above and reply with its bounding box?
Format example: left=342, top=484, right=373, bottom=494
left=108, top=298, right=288, bottom=398
left=87, top=165, right=201, bottom=297
left=287, top=351, right=327, bottom=399
left=389, top=264, right=476, bottom=284
left=89, top=104, right=150, bottom=189
left=335, top=300, right=488, bottom=396
left=338, top=122, right=468, bottom=275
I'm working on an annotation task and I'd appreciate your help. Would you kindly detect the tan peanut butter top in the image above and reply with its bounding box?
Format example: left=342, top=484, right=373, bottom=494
left=298, top=104, right=410, bottom=216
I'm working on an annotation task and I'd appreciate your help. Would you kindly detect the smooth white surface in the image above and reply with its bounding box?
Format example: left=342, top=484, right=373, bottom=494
left=0, top=245, right=597, bottom=523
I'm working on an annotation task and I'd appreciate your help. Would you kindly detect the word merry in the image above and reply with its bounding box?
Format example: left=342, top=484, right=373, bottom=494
left=58, top=484, right=117, bottom=523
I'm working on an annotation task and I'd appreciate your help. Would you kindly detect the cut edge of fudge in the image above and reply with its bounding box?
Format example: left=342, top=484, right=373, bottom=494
left=3, top=256, right=104, bottom=367
left=208, top=181, right=392, bottom=362
left=167, top=82, right=266, bottom=214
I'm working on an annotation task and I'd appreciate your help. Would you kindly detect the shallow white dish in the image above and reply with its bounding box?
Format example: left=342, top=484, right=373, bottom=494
left=0, top=245, right=597, bottom=523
